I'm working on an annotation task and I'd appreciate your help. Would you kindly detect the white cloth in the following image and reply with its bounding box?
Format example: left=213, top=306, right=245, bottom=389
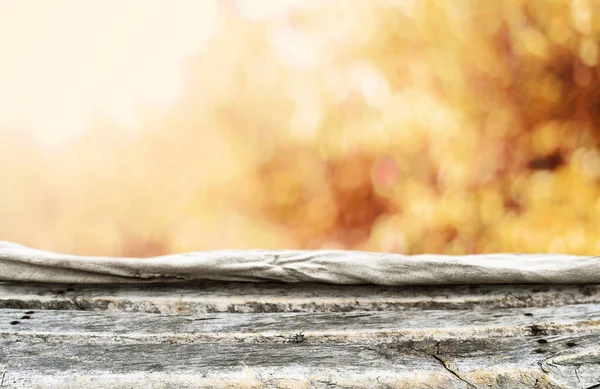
left=1, top=241, right=599, bottom=284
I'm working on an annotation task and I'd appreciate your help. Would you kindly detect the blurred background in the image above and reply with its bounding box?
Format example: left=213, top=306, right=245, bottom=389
left=1, top=0, right=600, bottom=256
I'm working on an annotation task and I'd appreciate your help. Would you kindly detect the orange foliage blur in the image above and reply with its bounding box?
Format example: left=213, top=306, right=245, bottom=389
left=2, top=0, right=600, bottom=256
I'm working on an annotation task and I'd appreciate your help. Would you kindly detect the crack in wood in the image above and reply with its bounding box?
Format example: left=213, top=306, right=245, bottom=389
left=431, top=354, right=476, bottom=389
left=405, top=342, right=478, bottom=388
left=574, top=364, right=581, bottom=383
left=537, top=360, right=549, bottom=374
left=188, top=317, right=218, bottom=321
left=342, top=313, right=372, bottom=319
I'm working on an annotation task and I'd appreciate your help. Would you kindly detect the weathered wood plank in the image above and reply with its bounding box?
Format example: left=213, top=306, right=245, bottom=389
left=2, top=282, right=600, bottom=313
left=1, top=331, right=599, bottom=387
left=0, top=304, right=599, bottom=344
left=1, top=305, right=600, bottom=388
left=2, top=281, right=600, bottom=388
left=0, top=341, right=496, bottom=389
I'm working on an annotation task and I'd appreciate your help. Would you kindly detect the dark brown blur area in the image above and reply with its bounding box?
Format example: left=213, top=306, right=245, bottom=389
left=2, top=0, right=600, bottom=256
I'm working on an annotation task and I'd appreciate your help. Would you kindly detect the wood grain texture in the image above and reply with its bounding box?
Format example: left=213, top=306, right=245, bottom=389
left=0, top=309, right=599, bottom=388
left=2, top=336, right=599, bottom=389
left=2, top=282, right=600, bottom=313
left=1, top=282, right=600, bottom=388
left=0, top=303, right=599, bottom=344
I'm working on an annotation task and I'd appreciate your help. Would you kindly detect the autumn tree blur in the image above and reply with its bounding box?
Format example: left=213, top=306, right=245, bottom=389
left=3, top=0, right=600, bottom=256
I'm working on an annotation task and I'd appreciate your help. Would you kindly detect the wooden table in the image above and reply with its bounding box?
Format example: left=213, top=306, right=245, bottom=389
left=0, top=282, right=599, bottom=388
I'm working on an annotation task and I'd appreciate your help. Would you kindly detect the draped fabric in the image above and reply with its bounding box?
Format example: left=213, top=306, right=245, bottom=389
left=1, top=241, right=598, bottom=285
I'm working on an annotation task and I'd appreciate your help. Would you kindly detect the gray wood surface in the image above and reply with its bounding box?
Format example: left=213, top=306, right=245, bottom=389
left=2, top=282, right=600, bottom=313
left=1, top=282, right=600, bottom=388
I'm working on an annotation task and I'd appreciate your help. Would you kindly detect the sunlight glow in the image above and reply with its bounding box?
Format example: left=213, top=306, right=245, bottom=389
left=237, top=0, right=316, bottom=20
left=0, top=0, right=219, bottom=147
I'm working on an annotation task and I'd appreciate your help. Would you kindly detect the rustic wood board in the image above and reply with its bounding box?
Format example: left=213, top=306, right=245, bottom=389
left=0, top=304, right=600, bottom=344
left=1, top=282, right=600, bottom=313
left=2, top=335, right=599, bottom=389
left=1, top=282, right=600, bottom=388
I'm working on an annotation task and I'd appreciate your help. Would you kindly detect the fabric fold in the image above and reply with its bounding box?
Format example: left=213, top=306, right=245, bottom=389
left=1, top=241, right=599, bottom=285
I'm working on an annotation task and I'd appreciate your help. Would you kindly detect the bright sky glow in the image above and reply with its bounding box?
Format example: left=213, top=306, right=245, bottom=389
left=0, top=0, right=219, bottom=147
left=0, top=0, right=315, bottom=147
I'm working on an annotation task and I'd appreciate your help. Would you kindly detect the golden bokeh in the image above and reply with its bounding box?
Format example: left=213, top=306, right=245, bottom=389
left=2, top=0, right=600, bottom=256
